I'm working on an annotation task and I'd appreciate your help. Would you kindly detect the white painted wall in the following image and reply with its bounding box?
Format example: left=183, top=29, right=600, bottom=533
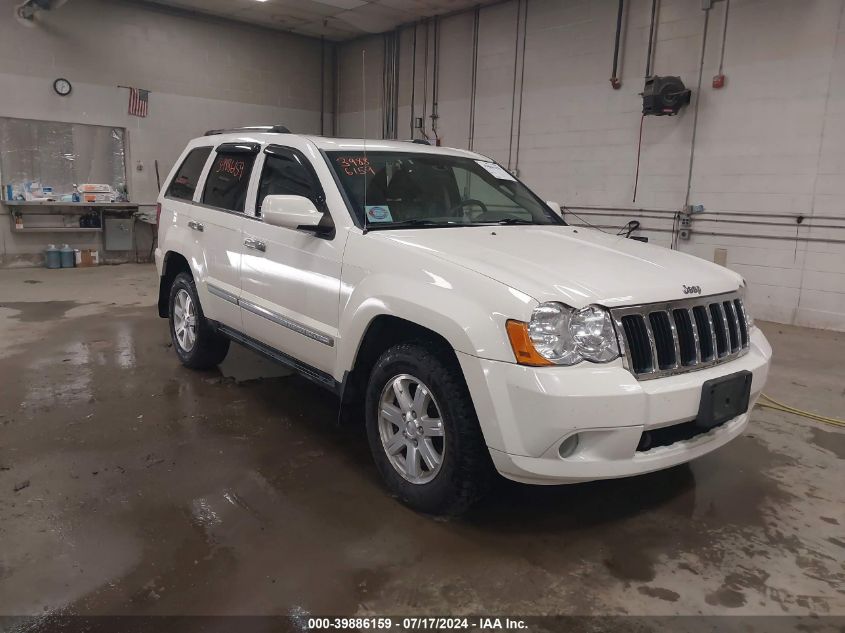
left=0, top=0, right=331, bottom=265
left=337, top=0, right=845, bottom=332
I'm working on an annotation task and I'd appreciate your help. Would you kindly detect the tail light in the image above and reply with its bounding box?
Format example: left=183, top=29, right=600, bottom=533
left=155, top=203, right=162, bottom=236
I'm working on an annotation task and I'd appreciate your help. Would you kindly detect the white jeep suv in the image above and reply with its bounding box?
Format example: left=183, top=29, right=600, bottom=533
left=155, top=126, right=772, bottom=514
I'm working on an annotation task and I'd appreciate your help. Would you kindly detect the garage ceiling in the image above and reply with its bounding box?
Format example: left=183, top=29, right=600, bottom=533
left=139, top=0, right=497, bottom=41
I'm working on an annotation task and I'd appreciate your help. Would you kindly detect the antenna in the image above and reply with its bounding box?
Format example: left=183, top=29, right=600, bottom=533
left=362, top=49, right=369, bottom=234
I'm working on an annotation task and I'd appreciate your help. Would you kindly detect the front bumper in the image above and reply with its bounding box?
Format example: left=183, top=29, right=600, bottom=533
left=458, top=328, right=771, bottom=485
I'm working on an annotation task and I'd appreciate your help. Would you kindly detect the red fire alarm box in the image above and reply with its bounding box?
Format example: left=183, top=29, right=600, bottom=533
left=712, top=74, right=726, bottom=89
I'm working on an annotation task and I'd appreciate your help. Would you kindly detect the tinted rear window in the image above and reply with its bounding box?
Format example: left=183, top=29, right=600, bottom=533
left=202, top=151, right=256, bottom=212
left=166, top=147, right=212, bottom=201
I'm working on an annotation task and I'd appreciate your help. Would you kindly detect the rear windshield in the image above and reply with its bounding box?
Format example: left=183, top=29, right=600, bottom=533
left=326, top=151, right=564, bottom=229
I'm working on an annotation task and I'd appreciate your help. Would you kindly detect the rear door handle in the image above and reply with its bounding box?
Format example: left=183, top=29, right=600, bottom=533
left=188, top=221, right=204, bottom=232
left=244, top=237, right=266, bottom=252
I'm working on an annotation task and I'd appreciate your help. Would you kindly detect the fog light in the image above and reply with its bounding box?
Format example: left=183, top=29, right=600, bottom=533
left=558, top=434, right=580, bottom=458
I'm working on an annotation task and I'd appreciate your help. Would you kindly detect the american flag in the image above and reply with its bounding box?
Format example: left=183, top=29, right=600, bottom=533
left=128, top=87, right=149, bottom=117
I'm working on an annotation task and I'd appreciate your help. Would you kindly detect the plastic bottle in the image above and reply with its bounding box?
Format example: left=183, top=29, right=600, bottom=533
left=45, top=244, right=61, bottom=269
left=60, top=244, right=75, bottom=268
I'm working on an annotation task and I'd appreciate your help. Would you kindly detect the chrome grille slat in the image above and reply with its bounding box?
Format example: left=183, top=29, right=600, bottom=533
left=672, top=308, right=697, bottom=366
left=723, top=301, right=736, bottom=351
left=648, top=311, right=676, bottom=370
left=692, top=305, right=714, bottom=362
left=725, top=300, right=742, bottom=351
left=687, top=307, right=702, bottom=365
left=667, top=311, right=682, bottom=370
left=705, top=305, right=718, bottom=359
left=717, top=302, right=731, bottom=357
left=611, top=291, right=750, bottom=381
left=621, top=314, right=653, bottom=374
left=735, top=298, right=749, bottom=347
left=643, top=314, right=659, bottom=375
left=709, top=303, right=726, bottom=357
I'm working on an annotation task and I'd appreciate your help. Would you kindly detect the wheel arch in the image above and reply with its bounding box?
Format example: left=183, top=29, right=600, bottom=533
left=157, top=251, right=192, bottom=318
left=335, top=270, right=528, bottom=425
left=339, top=314, right=464, bottom=424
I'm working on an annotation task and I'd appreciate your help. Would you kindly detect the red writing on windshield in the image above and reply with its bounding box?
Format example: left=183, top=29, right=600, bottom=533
left=337, top=156, right=375, bottom=177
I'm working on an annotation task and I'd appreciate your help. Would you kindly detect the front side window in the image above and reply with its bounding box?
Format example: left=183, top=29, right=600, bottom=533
left=327, top=151, right=563, bottom=229
left=202, top=150, right=256, bottom=212
left=166, top=146, right=212, bottom=201
left=257, top=148, right=322, bottom=216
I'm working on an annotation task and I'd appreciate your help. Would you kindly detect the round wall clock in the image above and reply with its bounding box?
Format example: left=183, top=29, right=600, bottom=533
left=53, top=78, right=72, bottom=96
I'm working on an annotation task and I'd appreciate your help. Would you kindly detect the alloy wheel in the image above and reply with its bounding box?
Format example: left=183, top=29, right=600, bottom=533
left=377, top=374, right=445, bottom=484
left=173, top=288, right=197, bottom=352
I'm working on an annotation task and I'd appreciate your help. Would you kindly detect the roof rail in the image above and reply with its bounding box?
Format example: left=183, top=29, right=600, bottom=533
left=204, top=125, right=291, bottom=136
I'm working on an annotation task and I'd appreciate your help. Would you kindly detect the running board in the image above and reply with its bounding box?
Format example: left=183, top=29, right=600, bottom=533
left=216, top=325, right=339, bottom=393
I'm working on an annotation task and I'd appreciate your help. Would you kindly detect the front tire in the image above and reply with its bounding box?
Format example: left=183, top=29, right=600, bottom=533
left=168, top=272, right=229, bottom=369
left=365, top=342, right=491, bottom=515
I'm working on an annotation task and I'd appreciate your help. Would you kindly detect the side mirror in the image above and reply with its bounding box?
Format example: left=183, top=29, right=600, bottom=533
left=546, top=200, right=563, bottom=218
left=262, top=195, right=323, bottom=232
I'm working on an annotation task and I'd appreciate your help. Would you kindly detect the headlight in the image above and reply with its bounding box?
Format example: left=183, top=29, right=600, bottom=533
left=527, top=303, right=581, bottom=365
left=569, top=305, right=620, bottom=362
left=507, top=302, right=620, bottom=366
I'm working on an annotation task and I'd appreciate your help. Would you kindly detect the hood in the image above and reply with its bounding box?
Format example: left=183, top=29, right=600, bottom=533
left=376, top=225, right=742, bottom=308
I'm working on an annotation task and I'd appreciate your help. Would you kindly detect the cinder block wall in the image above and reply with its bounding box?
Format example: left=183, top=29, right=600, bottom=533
left=0, top=0, right=332, bottom=266
left=337, top=0, right=845, bottom=332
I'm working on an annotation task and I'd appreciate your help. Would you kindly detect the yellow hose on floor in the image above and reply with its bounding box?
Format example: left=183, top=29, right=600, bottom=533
left=756, top=393, right=845, bottom=428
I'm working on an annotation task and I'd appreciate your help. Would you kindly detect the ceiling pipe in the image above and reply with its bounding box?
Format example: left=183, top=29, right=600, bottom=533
left=420, top=19, right=432, bottom=141
left=713, top=0, right=730, bottom=88
left=610, top=0, right=624, bottom=88
left=644, top=0, right=658, bottom=77
left=430, top=16, right=440, bottom=143
left=468, top=6, right=480, bottom=150
left=683, top=5, right=711, bottom=210
left=506, top=0, right=522, bottom=171
left=513, top=0, right=528, bottom=175
left=320, top=35, right=325, bottom=136
left=410, top=23, right=417, bottom=138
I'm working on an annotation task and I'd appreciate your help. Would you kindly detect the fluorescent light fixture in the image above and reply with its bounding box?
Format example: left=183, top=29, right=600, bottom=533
left=312, top=0, right=367, bottom=8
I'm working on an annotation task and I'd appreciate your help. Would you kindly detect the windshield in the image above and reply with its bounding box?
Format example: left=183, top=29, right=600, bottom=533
left=326, top=151, right=564, bottom=229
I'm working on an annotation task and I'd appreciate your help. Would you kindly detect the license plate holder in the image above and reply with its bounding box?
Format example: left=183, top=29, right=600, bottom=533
left=696, top=370, right=752, bottom=429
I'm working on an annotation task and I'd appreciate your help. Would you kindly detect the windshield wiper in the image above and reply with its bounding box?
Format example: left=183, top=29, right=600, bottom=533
left=365, top=218, right=459, bottom=232
left=364, top=217, right=537, bottom=232
left=479, top=218, right=536, bottom=225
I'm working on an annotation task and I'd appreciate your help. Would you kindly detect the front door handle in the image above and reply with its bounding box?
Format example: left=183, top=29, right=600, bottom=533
left=188, top=221, right=204, bottom=232
left=244, top=237, right=266, bottom=252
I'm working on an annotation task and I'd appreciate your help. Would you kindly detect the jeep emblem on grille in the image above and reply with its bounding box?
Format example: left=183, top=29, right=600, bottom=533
left=683, top=284, right=702, bottom=295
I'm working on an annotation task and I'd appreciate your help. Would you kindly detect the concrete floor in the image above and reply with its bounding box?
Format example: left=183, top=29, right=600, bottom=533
left=0, top=264, right=842, bottom=618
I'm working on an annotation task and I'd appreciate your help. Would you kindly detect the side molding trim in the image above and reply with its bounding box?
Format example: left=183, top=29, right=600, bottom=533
left=206, top=283, right=335, bottom=348
left=207, top=283, right=239, bottom=306
left=239, top=298, right=335, bottom=347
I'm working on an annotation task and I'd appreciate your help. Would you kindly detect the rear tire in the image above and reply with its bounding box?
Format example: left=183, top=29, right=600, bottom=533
left=168, top=272, right=229, bottom=369
left=365, top=342, right=492, bottom=515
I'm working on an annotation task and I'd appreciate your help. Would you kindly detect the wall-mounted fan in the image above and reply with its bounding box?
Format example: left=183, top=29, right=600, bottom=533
left=14, top=0, right=69, bottom=27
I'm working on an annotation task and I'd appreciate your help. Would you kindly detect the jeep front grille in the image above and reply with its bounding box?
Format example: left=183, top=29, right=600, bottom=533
left=611, top=292, right=750, bottom=380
